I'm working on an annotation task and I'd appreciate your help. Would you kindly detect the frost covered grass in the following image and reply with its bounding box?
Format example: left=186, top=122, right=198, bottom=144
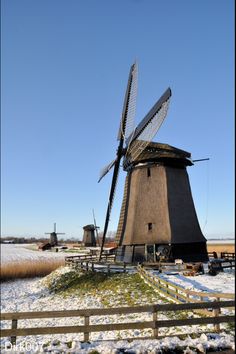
left=43, top=267, right=166, bottom=307
left=0, top=259, right=64, bottom=281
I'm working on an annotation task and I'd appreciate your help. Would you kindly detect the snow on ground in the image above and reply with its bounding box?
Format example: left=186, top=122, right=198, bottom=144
left=0, top=244, right=80, bottom=264
left=207, top=239, right=235, bottom=244
left=155, top=271, right=235, bottom=294
left=0, top=266, right=235, bottom=353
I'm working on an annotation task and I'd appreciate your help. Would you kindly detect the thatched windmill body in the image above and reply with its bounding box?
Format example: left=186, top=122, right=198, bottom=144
left=99, top=63, right=208, bottom=263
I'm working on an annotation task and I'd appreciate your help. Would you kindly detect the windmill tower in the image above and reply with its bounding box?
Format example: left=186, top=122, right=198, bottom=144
left=83, top=211, right=100, bottom=246
left=82, top=225, right=97, bottom=247
left=98, top=63, right=208, bottom=263
left=45, top=223, right=65, bottom=246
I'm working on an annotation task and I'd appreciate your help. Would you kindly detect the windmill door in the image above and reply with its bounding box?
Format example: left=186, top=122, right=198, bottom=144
left=145, top=244, right=156, bottom=262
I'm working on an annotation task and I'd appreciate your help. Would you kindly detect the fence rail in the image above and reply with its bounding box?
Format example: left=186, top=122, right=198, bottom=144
left=65, top=257, right=132, bottom=274
left=1, top=301, right=234, bottom=345
left=65, top=254, right=115, bottom=263
left=138, top=265, right=235, bottom=315
left=220, top=252, right=235, bottom=259
left=208, top=252, right=235, bottom=260
left=209, top=259, right=235, bottom=272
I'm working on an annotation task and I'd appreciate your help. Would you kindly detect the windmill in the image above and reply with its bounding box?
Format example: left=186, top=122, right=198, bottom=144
left=98, top=63, right=208, bottom=263
left=82, top=211, right=100, bottom=247
left=45, top=223, right=65, bottom=247
left=82, top=225, right=97, bottom=247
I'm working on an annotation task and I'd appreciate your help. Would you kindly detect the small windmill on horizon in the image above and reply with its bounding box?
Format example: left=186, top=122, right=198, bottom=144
left=45, top=223, right=65, bottom=246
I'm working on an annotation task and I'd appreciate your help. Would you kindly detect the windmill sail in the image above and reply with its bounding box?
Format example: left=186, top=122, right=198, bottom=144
left=92, top=209, right=100, bottom=246
left=99, top=154, right=121, bottom=259
left=99, top=64, right=171, bottom=260
left=117, top=62, right=138, bottom=142
left=99, top=63, right=138, bottom=259
left=99, top=159, right=117, bottom=182
left=124, top=88, right=171, bottom=165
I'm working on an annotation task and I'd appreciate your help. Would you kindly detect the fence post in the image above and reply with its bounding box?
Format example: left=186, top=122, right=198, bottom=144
left=152, top=308, right=158, bottom=339
left=123, top=262, right=126, bottom=273
left=213, top=299, right=220, bottom=333
left=91, top=262, right=94, bottom=272
left=107, top=264, right=110, bottom=274
left=86, top=262, right=89, bottom=272
left=84, top=316, right=90, bottom=342
left=10, top=319, right=17, bottom=345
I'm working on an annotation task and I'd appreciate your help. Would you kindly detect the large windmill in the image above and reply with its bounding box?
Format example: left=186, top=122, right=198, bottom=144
left=99, top=63, right=208, bottom=263
left=45, top=223, right=65, bottom=247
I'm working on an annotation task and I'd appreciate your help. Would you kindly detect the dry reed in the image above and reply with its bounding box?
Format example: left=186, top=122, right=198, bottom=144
left=0, top=259, right=65, bottom=281
left=207, top=243, right=235, bottom=254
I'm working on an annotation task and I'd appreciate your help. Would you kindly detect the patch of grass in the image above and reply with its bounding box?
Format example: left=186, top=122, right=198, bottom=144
left=42, top=341, right=51, bottom=348
left=44, top=269, right=165, bottom=306
left=0, top=259, right=65, bottom=281
left=225, top=322, right=235, bottom=332
left=65, top=341, right=73, bottom=348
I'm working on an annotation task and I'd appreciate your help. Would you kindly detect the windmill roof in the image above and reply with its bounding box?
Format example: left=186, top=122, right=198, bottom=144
left=126, top=141, right=193, bottom=168
left=83, top=224, right=95, bottom=231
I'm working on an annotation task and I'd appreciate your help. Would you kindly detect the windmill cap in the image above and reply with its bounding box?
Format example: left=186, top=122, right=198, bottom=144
left=83, top=224, right=95, bottom=231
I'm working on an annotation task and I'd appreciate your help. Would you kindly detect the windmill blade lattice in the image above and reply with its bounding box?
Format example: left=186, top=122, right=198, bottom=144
left=99, top=158, right=117, bottom=182
left=117, top=62, right=138, bottom=142
left=124, top=89, right=171, bottom=166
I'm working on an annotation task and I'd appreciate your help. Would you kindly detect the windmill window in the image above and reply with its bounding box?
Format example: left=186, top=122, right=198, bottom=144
left=147, top=167, right=151, bottom=177
left=148, top=223, right=153, bottom=231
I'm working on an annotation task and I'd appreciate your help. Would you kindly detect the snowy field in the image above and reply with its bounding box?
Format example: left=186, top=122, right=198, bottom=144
left=0, top=244, right=235, bottom=353
left=152, top=271, right=235, bottom=295
left=207, top=239, right=235, bottom=244
left=0, top=244, right=79, bottom=264
left=1, top=265, right=235, bottom=353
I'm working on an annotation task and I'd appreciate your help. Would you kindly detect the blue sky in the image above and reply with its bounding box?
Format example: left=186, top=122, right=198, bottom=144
left=1, top=0, right=234, bottom=240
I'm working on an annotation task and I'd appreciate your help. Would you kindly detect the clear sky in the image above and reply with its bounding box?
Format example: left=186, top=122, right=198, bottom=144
left=1, top=0, right=234, bottom=240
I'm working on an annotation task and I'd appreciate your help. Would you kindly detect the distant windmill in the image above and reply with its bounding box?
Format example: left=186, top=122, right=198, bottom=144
left=98, top=62, right=208, bottom=263
left=45, top=223, right=65, bottom=246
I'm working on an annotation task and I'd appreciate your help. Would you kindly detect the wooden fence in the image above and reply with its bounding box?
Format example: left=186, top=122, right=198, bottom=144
left=208, top=252, right=235, bottom=260
left=137, top=265, right=235, bottom=315
left=65, top=254, right=115, bottom=265
left=65, top=257, right=133, bottom=274
left=209, top=259, right=235, bottom=273
left=220, top=252, right=235, bottom=259
left=1, top=301, right=234, bottom=345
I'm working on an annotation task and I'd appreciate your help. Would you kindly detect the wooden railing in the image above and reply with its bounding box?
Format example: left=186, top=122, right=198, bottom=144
left=65, top=256, right=133, bottom=274
left=137, top=265, right=235, bottom=315
left=1, top=301, right=234, bottom=345
left=73, top=260, right=132, bottom=273
left=209, top=259, right=235, bottom=272
left=65, top=254, right=115, bottom=265
left=221, top=252, right=235, bottom=260
left=208, top=251, right=218, bottom=259
left=208, top=252, right=235, bottom=260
